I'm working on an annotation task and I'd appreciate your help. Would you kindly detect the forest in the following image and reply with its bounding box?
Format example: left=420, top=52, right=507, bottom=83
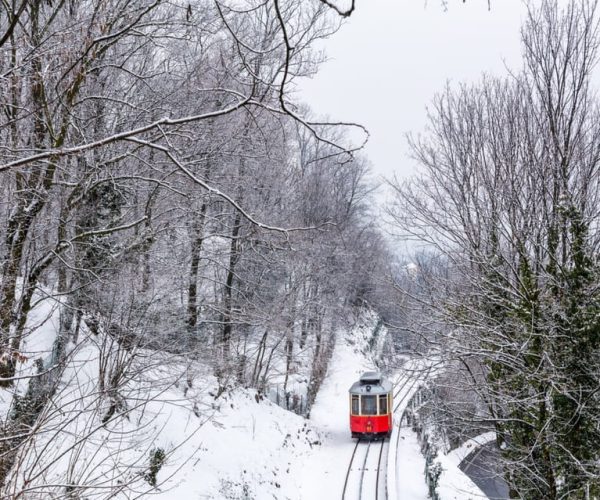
left=0, top=0, right=600, bottom=499
left=0, top=0, right=392, bottom=496
left=391, top=1, right=600, bottom=498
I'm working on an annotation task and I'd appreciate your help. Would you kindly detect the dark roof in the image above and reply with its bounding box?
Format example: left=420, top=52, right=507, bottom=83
left=360, top=371, right=381, bottom=384
left=349, top=372, right=393, bottom=395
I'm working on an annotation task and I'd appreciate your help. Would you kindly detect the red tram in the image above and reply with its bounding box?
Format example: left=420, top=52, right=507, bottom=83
left=349, top=371, right=393, bottom=439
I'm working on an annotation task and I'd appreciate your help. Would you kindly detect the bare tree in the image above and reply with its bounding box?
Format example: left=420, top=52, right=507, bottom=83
left=0, top=0, right=392, bottom=494
left=388, top=1, right=600, bottom=497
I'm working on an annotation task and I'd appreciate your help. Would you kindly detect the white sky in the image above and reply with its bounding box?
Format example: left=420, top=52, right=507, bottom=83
left=297, top=0, right=530, bottom=183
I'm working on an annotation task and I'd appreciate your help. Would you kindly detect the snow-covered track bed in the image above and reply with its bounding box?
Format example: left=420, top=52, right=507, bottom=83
left=392, top=377, right=412, bottom=412
left=342, top=438, right=388, bottom=500
left=343, top=365, right=427, bottom=500
left=387, top=362, right=434, bottom=500
left=391, top=375, right=420, bottom=464
left=392, top=363, right=422, bottom=414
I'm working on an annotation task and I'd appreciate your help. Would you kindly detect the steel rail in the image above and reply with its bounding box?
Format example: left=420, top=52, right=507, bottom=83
left=393, top=375, right=419, bottom=414
left=342, top=438, right=362, bottom=500
left=392, top=372, right=412, bottom=402
left=358, top=439, right=371, bottom=500
left=375, top=438, right=386, bottom=500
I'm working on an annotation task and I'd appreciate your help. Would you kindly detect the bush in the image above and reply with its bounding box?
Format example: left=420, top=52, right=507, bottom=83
left=144, top=447, right=166, bottom=487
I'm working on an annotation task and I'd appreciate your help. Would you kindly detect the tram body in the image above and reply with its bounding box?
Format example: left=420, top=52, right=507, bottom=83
left=349, top=371, right=393, bottom=439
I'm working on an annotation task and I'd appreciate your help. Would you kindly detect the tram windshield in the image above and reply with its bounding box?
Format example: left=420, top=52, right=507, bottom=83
left=361, top=395, right=377, bottom=415
left=351, top=394, right=359, bottom=414
left=379, top=394, right=388, bottom=414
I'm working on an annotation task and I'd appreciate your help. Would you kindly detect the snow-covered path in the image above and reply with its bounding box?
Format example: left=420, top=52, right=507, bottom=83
left=299, top=339, right=371, bottom=499
left=299, top=335, right=430, bottom=500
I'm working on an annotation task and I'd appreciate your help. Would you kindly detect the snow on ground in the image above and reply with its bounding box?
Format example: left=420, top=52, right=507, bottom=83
left=155, top=386, right=318, bottom=500
left=0, top=292, right=60, bottom=420
left=388, top=358, right=430, bottom=500
left=6, top=302, right=469, bottom=500
left=9, top=329, right=321, bottom=499
left=297, top=325, right=373, bottom=500
left=390, top=418, right=490, bottom=500
left=298, top=314, right=433, bottom=500
left=393, top=425, right=430, bottom=499
left=20, top=293, right=60, bottom=359
left=436, top=432, right=495, bottom=500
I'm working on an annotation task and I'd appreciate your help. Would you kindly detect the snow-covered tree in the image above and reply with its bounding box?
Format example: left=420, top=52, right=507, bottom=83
left=389, top=1, right=600, bottom=497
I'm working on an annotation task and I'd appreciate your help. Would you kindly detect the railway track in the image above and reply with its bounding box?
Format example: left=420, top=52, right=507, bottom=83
left=393, top=375, right=420, bottom=462
left=342, top=368, right=417, bottom=500
left=392, top=370, right=415, bottom=413
left=389, top=363, right=434, bottom=500
left=341, top=438, right=388, bottom=500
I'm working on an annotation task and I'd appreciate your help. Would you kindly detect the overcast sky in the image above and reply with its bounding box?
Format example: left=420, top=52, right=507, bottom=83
left=297, top=1, right=530, bottom=183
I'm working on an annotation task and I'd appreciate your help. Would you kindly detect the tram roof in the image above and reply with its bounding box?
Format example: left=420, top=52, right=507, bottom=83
left=360, top=371, right=381, bottom=384
left=349, top=373, right=392, bottom=395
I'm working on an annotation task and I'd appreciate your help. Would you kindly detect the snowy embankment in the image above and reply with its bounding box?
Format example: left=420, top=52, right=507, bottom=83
left=8, top=300, right=483, bottom=500
left=5, top=294, right=321, bottom=499
left=437, top=432, right=496, bottom=500
left=391, top=423, right=492, bottom=500
left=390, top=384, right=492, bottom=499
left=389, top=377, right=492, bottom=500
left=382, top=354, right=493, bottom=500
left=152, top=386, right=319, bottom=499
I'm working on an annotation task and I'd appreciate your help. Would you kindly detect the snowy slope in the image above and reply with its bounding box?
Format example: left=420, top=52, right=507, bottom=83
left=2, top=293, right=322, bottom=499
left=7, top=339, right=322, bottom=499
left=154, top=387, right=319, bottom=500
left=436, top=433, right=495, bottom=500
left=5, top=303, right=465, bottom=500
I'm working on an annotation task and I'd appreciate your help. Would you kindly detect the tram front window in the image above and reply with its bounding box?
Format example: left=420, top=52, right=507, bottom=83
left=361, top=395, right=377, bottom=415
left=351, top=394, right=359, bottom=415
left=379, top=394, right=388, bottom=414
